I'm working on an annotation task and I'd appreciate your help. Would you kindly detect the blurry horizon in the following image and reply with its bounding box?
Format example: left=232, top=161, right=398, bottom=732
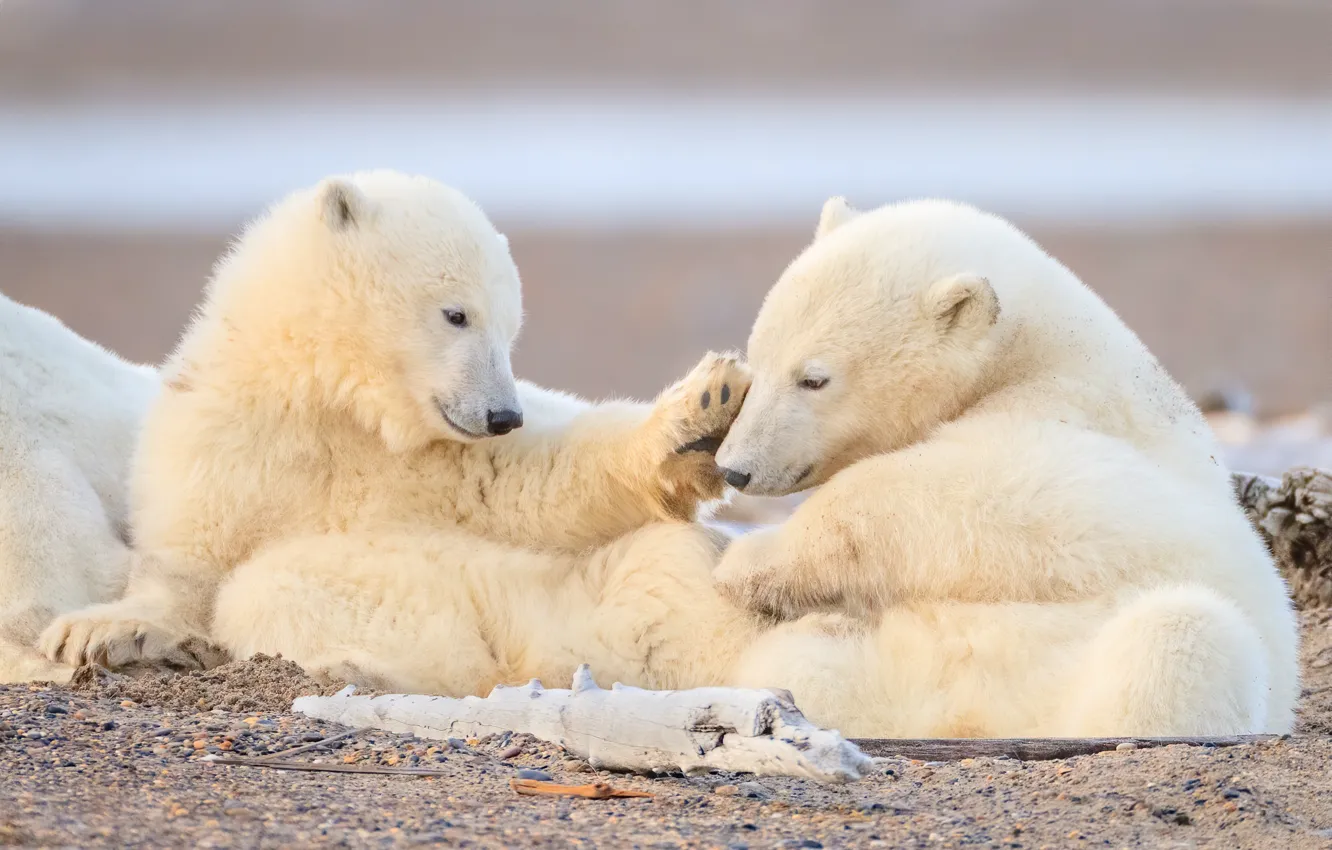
left=2, top=0, right=1329, bottom=416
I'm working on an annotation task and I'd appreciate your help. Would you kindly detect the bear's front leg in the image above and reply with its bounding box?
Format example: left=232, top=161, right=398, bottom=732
left=713, top=489, right=887, bottom=620
left=641, top=351, right=753, bottom=519
left=38, top=553, right=228, bottom=671
left=712, top=527, right=838, bottom=620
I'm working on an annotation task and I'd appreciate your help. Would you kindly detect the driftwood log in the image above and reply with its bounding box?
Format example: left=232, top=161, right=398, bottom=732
left=294, top=665, right=872, bottom=783
left=851, top=735, right=1278, bottom=762
left=1234, top=467, right=1332, bottom=609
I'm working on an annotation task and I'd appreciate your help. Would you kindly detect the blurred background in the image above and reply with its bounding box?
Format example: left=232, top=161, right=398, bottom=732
left=1, top=0, right=1329, bottom=473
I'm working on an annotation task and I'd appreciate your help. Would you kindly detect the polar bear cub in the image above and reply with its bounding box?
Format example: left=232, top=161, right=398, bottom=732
left=716, top=198, right=1299, bottom=736
left=0, top=293, right=158, bottom=682
left=40, top=170, right=754, bottom=677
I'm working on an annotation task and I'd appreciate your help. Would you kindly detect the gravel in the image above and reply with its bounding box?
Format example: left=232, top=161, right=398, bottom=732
left=3, top=616, right=1332, bottom=847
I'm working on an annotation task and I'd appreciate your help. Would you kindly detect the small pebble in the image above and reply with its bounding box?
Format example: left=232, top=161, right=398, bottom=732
left=497, top=745, right=523, bottom=760
left=446, top=738, right=468, bottom=751
left=562, top=758, right=591, bottom=773
left=1116, top=742, right=1137, bottom=751
left=516, top=768, right=553, bottom=782
left=300, top=732, right=324, bottom=742
left=735, top=782, right=772, bottom=800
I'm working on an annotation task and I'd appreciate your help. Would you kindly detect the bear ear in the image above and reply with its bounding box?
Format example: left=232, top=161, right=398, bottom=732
left=317, top=178, right=369, bottom=231
left=923, top=273, right=1000, bottom=334
left=815, top=197, right=860, bottom=239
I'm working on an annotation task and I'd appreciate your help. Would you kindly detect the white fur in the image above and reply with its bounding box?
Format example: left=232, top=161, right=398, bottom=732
left=39, top=171, right=753, bottom=675
left=714, top=198, right=1299, bottom=736
left=37, top=186, right=1295, bottom=739
left=0, top=293, right=158, bottom=682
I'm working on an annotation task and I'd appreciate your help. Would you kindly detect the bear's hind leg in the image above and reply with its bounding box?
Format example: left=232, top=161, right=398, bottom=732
left=1056, top=586, right=1268, bottom=737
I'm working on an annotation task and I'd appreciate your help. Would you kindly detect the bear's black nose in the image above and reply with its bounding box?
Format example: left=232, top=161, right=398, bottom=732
left=721, top=468, right=751, bottom=490
left=486, top=409, right=524, bottom=436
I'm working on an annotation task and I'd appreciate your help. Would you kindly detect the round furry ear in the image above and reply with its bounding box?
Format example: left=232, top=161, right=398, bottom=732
left=923, top=273, right=1000, bottom=334
left=318, top=178, right=369, bottom=231
left=816, top=197, right=860, bottom=239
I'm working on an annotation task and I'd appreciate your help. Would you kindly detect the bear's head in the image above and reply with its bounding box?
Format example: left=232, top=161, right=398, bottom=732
left=203, top=170, right=523, bottom=453
left=716, top=198, right=1010, bottom=496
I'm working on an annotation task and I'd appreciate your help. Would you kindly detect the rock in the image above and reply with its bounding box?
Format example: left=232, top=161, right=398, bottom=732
left=562, top=758, right=591, bottom=773
left=300, top=732, right=324, bottom=742
left=446, top=738, right=468, bottom=751
left=714, top=784, right=740, bottom=796
left=516, top=768, right=553, bottom=782
left=497, top=745, right=523, bottom=760
left=736, top=782, right=772, bottom=800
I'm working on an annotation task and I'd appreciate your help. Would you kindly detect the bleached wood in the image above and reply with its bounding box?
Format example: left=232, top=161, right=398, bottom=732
left=292, top=664, right=872, bottom=783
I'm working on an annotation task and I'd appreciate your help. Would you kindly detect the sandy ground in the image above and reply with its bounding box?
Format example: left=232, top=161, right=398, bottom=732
left=4, top=220, right=1331, bottom=416
left=1, top=612, right=1331, bottom=848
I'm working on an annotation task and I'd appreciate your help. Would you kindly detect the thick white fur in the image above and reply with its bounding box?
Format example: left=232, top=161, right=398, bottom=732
left=714, top=198, right=1299, bottom=736
left=215, top=523, right=767, bottom=694
left=39, top=171, right=754, bottom=674
left=0, top=293, right=158, bottom=682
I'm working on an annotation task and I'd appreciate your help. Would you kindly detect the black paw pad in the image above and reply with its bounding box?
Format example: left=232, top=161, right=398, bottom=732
left=720, top=384, right=731, bottom=405
left=701, top=390, right=711, bottom=410
left=675, top=434, right=724, bottom=455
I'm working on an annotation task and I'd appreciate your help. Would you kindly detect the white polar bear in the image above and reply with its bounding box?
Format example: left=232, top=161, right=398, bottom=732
left=714, top=198, right=1300, bottom=736
left=192, top=192, right=1297, bottom=740
left=39, top=170, right=757, bottom=681
left=0, top=293, right=158, bottom=683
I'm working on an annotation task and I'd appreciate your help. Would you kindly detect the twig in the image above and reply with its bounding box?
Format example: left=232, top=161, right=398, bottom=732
left=205, top=755, right=451, bottom=777
left=258, top=727, right=366, bottom=761
left=850, top=734, right=1280, bottom=762
left=509, top=778, right=653, bottom=799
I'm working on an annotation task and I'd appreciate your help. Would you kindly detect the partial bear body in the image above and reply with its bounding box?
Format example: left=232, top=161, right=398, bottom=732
left=0, top=292, right=158, bottom=682
left=715, top=198, right=1299, bottom=735
left=40, top=171, right=755, bottom=679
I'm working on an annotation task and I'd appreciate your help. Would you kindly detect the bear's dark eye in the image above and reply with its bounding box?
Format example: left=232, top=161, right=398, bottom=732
left=443, top=309, right=468, bottom=328
left=799, top=376, right=829, bottom=390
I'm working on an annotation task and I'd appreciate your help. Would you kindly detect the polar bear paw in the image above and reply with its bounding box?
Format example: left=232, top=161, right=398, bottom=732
left=665, top=350, right=752, bottom=456
left=651, top=351, right=752, bottom=512
left=39, top=604, right=228, bottom=672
